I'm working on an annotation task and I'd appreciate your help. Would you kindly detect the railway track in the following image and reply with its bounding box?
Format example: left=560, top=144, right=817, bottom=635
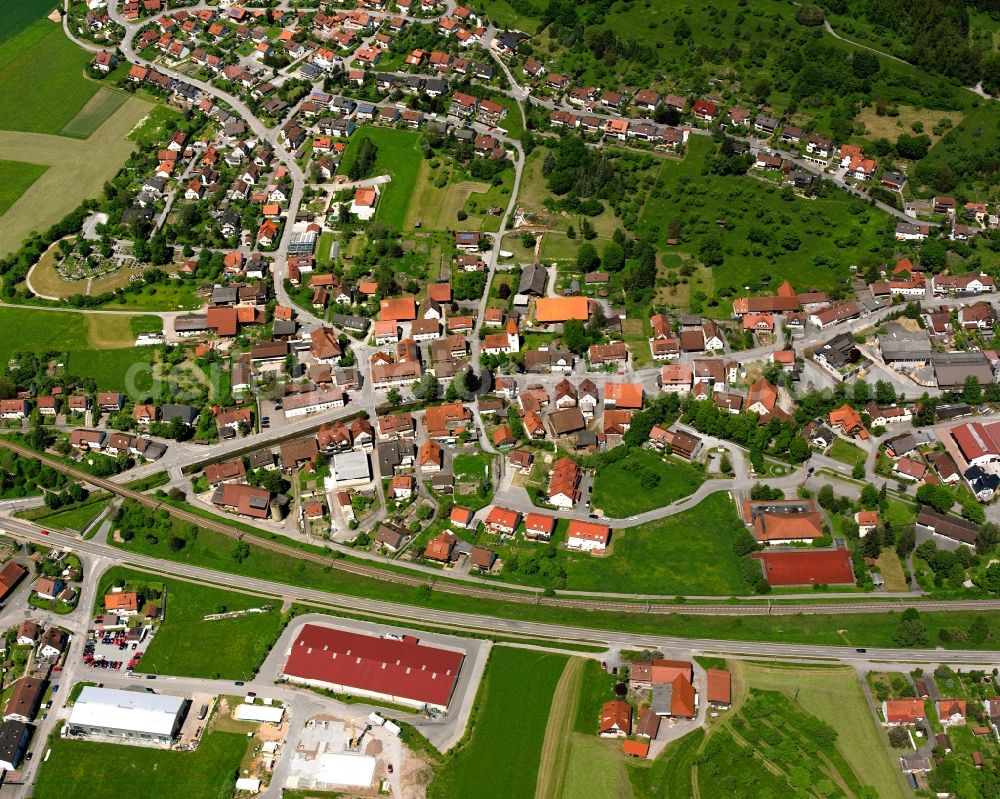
left=7, top=439, right=1000, bottom=617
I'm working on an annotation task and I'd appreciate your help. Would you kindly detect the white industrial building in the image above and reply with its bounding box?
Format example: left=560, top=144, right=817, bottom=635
left=67, top=687, right=187, bottom=745
left=234, top=703, right=285, bottom=724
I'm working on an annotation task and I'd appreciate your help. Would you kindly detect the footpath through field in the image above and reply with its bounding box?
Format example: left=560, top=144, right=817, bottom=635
left=534, top=658, right=584, bottom=799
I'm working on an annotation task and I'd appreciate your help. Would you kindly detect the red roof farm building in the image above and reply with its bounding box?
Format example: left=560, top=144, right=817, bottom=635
left=282, top=625, right=464, bottom=711
left=751, top=548, right=855, bottom=586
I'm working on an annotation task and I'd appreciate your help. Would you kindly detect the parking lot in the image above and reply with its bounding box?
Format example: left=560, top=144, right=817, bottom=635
left=82, top=624, right=155, bottom=674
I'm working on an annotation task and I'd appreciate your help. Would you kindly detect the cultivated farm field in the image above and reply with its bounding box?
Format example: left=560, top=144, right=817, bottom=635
left=0, top=19, right=101, bottom=134
left=1, top=0, right=58, bottom=45
left=429, top=647, right=568, bottom=799
left=60, top=88, right=129, bottom=139
left=0, top=160, right=47, bottom=216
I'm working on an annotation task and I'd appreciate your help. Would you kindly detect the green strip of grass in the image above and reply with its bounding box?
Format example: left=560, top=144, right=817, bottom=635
left=572, top=658, right=617, bottom=734
left=17, top=496, right=109, bottom=531
left=108, top=510, right=1000, bottom=650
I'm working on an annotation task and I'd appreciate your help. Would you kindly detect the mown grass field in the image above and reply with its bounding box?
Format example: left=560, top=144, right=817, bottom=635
left=0, top=160, right=47, bottom=215
left=564, top=492, right=747, bottom=595
left=0, top=19, right=100, bottom=134
left=429, top=647, right=568, bottom=799
left=405, top=157, right=491, bottom=231
left=639, top=137, right=890, bottom=306
left=339, top=127, right=422, bottom=229
left=591, top=449, right=705, bottom=518
left=561, top=734, right=633, bottom=799
left=59, top=88, right=129, bottom=139
left=99, top=567, right=285, bottom=680
left=0, top=95, right=152, bottom=257
left=34, top=727, right=246, bottom=799
left=738, top=662, right=910, bottom=799
left=0, top=307, right=162, bottom=388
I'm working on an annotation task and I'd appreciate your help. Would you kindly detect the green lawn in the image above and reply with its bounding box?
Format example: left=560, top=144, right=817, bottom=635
left=17, top=495, right=110, bottom=531
left=591, top=449, right=705, bottom=518
left=828, top=438, right=867, bottom=468
left=97, top=279, right=202, bottom=310
left=64, top=347, right=158, bottom=393
left=34, top=727, right=246, bottom=799
left=429, top=647, right=568, bottom=799
left=127, top=104, right=184, bottom=146
left=339, top=127, right=422, bottom=229
left=572, top=658, right=617, bottom=734
left=639, top=136, right=891, bottom=308
left=0, top=19, right=101, bottom=134
left=129, top=315, right=164, bottom=336
left=99, top=567, right=285, bottom=680
left=0, top=160, right=48, bottom=215
left=0, top=307, right=158, bottom=366
left=453, top=451, right=494, bottom=482
left=565, top=491, right=747, bottom=595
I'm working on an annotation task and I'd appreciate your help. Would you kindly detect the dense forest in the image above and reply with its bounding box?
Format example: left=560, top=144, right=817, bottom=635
left=828, top=0, right=1000, bottom=91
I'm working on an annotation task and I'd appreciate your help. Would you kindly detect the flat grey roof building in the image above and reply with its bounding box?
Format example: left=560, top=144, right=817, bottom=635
left=68, top=687, right=186, bottom=744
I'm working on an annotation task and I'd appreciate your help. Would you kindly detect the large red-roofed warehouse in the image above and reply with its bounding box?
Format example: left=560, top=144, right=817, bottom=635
left=282, top=624, right=464, bottom=711
left=751, top=548, right=855, bottom=586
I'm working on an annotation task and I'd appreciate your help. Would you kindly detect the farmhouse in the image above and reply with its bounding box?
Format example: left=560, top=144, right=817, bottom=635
left=282, top=625, right=464, bottom=712
left=598, top=699, right=632, bottom=737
